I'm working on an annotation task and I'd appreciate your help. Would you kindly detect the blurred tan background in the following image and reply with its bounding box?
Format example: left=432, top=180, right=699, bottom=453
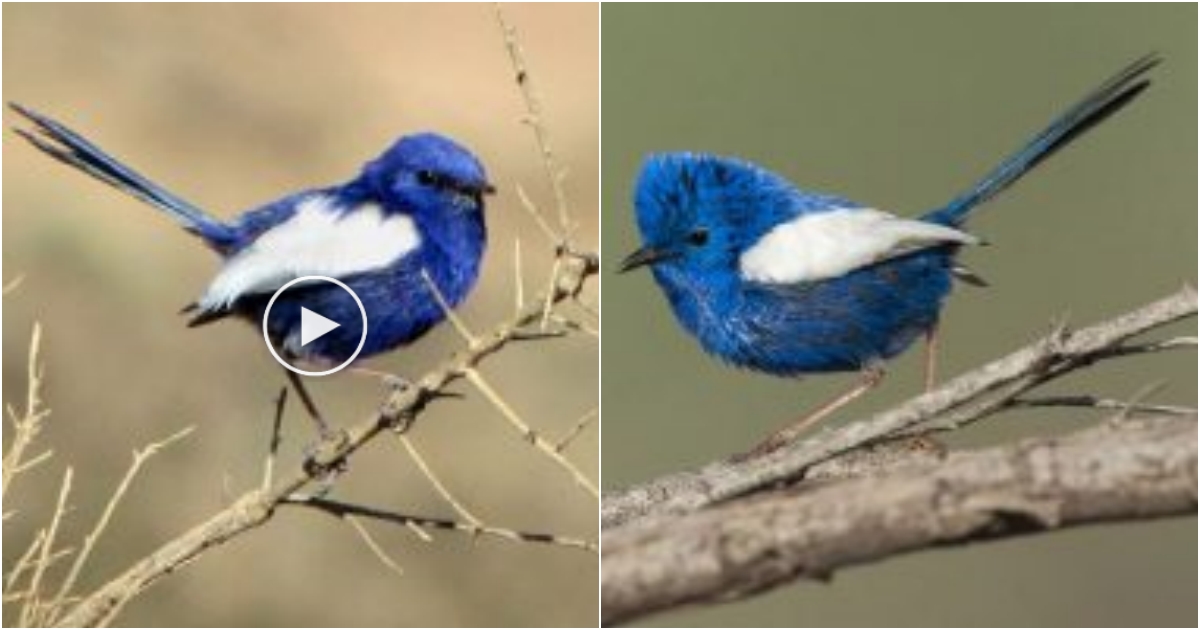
left=4, top=3, right=597, bottom=626
left=602, top=4, right=1196, bottom=627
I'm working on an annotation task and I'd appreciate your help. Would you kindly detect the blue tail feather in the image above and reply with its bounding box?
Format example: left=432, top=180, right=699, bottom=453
left=924, top=54, right=1160, bottom=226
left=10, top=103, right=237, bottom=249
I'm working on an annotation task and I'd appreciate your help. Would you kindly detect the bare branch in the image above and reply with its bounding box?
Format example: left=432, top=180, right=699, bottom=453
left=602, top=415, right=1197, bottom=625
left=4, top=322, right=50, bottom=495
left=513, top=237, right=526, bottom=313
left=496, top=4, right=573, bottom=240
left=55, top=248, right=597, bottom=628
left=288, top=495, right=598, bottom=553
left=464, top=368, right=599, bottom=497
left=22, top=467, right=72, bottom=627
left=601, top=287, right=1196, bottom=624
left=1010, top=394, right=1195, bottom=416
left=421, top=269, right=478, bottom=347
left=47, top=426, right=195, bottom=622
left=398, top=434, right=484, bottom=527
left=555, top=408, right=599, bottom=453
left=602, top=286, right=1197, bottom=530
left=344, top=516, right=406, bottom=577
left=6, top=530, right=48, bottom=594
left=515, top=183, right=561, bottom=247
left=4, top=274, right=26, bottom=295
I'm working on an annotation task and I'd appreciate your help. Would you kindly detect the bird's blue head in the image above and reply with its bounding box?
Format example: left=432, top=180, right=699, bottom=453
left=362, top=132, right=494, bottom=218
left=619, top=153, right=814, bottom=276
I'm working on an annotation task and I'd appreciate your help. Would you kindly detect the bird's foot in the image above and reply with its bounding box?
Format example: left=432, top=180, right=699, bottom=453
left=302, top=427, right=350, bottom=490
left=382, top=374, right=413, bottom=392
left=736, top=364, right=887, bottom=462
left=895, top=432, right=947, bottom=456
left=732, top=434, right=787, bottom=463
left=378, top=385, right=465, bottom=436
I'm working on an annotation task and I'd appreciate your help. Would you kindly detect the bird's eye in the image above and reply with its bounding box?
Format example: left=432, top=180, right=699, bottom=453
left=686, top=228, right=709, bottom=247
left=416, top=170, right=438, bottom=186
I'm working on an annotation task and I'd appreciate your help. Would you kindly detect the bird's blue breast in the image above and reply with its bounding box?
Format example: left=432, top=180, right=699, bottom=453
left=653, top=249, right=954, bottom=375
left=250, top=241, right=483, bottom=363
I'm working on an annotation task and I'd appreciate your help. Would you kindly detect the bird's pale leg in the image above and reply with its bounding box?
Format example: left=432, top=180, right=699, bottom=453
left=905, top=325, right=950, bottom=454
left=744, top=365, right=886, bottom=458
left=923, top=324, right=939, bottom=393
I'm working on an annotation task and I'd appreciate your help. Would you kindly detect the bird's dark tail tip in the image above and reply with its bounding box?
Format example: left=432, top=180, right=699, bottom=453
left=926, top=53, right=1161, bottom=226
left=185, top=309, right=229, bottom=328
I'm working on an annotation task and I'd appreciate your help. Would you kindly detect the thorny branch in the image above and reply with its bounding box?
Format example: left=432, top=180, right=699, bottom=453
left=2, top=319, right=198, bottom=627
left=601, top=286, right=1196, bottom=624
left=496, top=3, right=574, bottom=241
left=286, top=495, right=598, bottom=553
left=47, top=242, right=592, bottom=627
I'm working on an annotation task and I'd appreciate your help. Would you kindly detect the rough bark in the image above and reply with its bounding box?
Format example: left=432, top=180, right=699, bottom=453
left=601, top=287, right=1197, bottom=625
left=603, top=415, right=1197, bottom=625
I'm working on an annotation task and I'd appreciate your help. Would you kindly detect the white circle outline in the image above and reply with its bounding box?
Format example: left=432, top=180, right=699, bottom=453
left=262, top=275, right=368, bottom=376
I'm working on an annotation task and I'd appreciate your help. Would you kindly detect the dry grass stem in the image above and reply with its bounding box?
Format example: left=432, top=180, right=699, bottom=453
left=398, top=435, right=484, bottom=527
left=345, top=516, right=406, bottom=577
left=464, top=368, right=599, bottom=498
left=555, top=408, right=599, bottom=453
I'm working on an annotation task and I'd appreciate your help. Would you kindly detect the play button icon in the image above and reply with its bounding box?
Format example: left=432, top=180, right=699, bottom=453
left=262, top=275, right=368, bottom=376
left=300, top=307, right=341, bottom=347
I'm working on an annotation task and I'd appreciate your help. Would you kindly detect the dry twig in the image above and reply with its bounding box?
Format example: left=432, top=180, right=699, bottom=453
left=288, top=495, right=597, bottom=553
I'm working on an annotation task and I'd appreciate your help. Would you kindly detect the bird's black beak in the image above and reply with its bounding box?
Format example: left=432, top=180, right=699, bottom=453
left=469, top=183, right=496, bottom=207
left=618, top=246, right=671, bottom=273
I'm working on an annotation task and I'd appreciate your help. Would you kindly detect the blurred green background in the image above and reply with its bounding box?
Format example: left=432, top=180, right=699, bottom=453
left=4, top=4, right=597, bottom=626
left=603, top=4, right=1195, bottom=627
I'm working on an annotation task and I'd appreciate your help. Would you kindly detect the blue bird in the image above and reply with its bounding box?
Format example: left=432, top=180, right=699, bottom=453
left=619, top=56, right=1159, bottom=453
left=12, top=104, right=493, bottom=432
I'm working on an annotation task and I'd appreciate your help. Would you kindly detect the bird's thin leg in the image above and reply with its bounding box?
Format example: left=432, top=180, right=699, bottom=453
left=284, top=368, right=349, bottom=491
left=743, top=365, right=886, bottom=458
left=902, top=325, right=949, bottom=454
left=923, top=324, right=939, bottom=393
left=284, top=368, right=332, bottom=439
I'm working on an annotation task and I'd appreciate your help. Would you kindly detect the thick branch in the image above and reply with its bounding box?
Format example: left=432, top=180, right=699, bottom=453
left=602, top=286, right=1196, bottom=530
left=602, top=415, right=1198, bottom=625
left=56, top=252, right=596, bottom=628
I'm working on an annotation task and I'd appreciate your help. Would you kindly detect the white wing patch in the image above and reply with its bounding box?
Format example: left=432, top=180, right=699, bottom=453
left=199, top=196, right=420, bottom=309
left=739, top=207, right=978, bottom=285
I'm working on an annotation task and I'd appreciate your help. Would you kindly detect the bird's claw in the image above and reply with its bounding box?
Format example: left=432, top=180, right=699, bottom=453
left=382, top=374, right=413, bottom=392
left=302, top=428, right=350, bottom=482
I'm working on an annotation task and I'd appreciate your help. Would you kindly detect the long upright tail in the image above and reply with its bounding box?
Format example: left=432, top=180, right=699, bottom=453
left=10, top=103, right=237, bottom=248
left=924, top=54, right=1160, bottom=227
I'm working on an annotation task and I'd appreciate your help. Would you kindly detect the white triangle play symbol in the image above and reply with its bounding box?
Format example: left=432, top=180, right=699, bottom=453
left=300, top=307, right=341, bottom=347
